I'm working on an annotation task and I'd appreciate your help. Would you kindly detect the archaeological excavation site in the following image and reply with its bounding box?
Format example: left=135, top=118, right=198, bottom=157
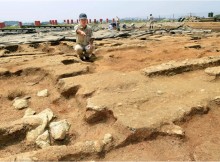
left=1, top=22, right=220, bottom=160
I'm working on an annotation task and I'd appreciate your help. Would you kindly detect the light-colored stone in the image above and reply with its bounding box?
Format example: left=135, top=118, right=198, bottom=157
left=157, top=90, right=164, bottom=95
left=75, top=140, right=104, bottom=153
left=13, top=98, right=28, bottom=110
left=160, top=124, right=184, bottom=136
left=36, top=130, right=50, bottom=148
left=205, top=66, right=220, bottom=76
left=142, top=56, right=220, bottom=77
left=49, top=119, right=70, bottom=140
left=87, top=98, right=107, bottom=111
left=37, top=89, right=49, bottom=97
left=24, top=108, right=36, bottom=117
left=0, top=139, right=105, bottom=161
left=37, top=108, right=55, bottom=122
left=94, top=140, right=104, bottom=152
left=170, top=30, right=183, bottom=34
left=26, top=108, right=55, bottom=142
left=117, top=103, right=123, bottom=106
left=102, top=133, right=113, bottom=144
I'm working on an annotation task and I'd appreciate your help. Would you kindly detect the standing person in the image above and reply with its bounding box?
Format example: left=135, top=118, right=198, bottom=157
left=149, top=14, right=154, bottom=30
left=74, top=13, right=94, bottom=60
left=116, top=16, right=120, bottom=31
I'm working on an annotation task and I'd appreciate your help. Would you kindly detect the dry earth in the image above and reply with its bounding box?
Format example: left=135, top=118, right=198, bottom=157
left=0, top=22, right=220, bottom=161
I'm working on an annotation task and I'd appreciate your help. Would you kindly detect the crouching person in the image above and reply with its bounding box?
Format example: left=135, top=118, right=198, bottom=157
left=74, top=13, right=94, bottom=60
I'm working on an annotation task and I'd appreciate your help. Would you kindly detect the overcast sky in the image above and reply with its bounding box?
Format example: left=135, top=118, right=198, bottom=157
left=0, top=0, right=220, bottom=22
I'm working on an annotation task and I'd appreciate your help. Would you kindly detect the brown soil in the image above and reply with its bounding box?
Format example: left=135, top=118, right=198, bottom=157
left=0, top=22, right=220, bottom=160
left=186, top=22, right=220, bottom=31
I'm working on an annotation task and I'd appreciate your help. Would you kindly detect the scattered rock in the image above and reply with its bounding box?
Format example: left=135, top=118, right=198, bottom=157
left=37, top=108, right=55, bottom=122
left=142, top=56, right=220, bottom=77
left=75, top=140, right=104, bottom=153
left=24, top=108, right=36, bottom=117
left=184, top=43, right=201, bottom=49
left=37, top=89, right=49, bottom=97
left=203, top=30, right=212, bottom=34
left=87, top=98, right=106, bottom=111
left=200, top=89, right=205, bottom=92
left=0, top=139, right=105, bottom=161
left=212, top=96, right=220, bottom=104
left=157, top=90, right=164, bottom=95
left=36, top=130, right=50, bottom=148
left=102, top=133, right=113, bottom=144
left=205, top=66, right=220, bottom=77
left=13, top=98, right=28, bottom=110
left=155, top=30, right=167, bottom=35
left=26, top=108, right=55, bottom=142
left=160, top=124, right=184, bottom=136
left=191, top=36, right=201, bottom=40
left=117, top=103, right=123, bottom=106
left=49, top=119, right=70, bottom=140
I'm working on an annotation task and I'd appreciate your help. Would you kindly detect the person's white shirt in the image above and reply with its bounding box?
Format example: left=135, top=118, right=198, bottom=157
left=149, top=15, right=154, bottom=21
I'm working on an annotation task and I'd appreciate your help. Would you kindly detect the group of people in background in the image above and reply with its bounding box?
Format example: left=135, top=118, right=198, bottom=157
left=108, top=14, right=154, bottom=31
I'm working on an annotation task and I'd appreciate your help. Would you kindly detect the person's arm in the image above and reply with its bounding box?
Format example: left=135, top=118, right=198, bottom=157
left=76, top=29, right=86, bottom=36
left=74, top=25, right=86, bottom=36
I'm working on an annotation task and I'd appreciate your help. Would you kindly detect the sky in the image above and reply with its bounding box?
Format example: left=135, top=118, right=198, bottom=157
left=0, top=0, right=220, bottom=22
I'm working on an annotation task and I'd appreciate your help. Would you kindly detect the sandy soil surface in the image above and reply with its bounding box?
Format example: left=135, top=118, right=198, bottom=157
left=0, top=22, right=220, bottom=160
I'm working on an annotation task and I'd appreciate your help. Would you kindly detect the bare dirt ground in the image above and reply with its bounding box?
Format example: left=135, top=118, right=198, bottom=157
left=186, top=22, right=220, bottom=31
left=0, top=22, right=220, bottom=160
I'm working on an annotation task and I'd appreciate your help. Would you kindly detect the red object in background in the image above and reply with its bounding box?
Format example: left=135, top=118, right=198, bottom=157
left=71, top=19, right=73, bottom=24
left=100, top=19, right=103, bottom=23
left=0, top=22, right=5, bottom=28
left=67, top=19, right=70, bottom=24
left=18, top=22, right=22, bottom=28
left=54, top=20, right=58, bottom=25
left=112, top=18, right=115, bottom=22
left=35, top=21, right=41, bottom=26
left=106, top=18, right=108, bottom=23
left=94, top=19, right=96, bottom=23
left=51, top=20, right=54, bottom=25
left=89, top=19, right=91, bottom=23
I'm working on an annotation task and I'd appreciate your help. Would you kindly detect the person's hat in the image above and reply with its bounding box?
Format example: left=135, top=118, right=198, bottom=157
left=79, top=13, right=87, bottom=19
